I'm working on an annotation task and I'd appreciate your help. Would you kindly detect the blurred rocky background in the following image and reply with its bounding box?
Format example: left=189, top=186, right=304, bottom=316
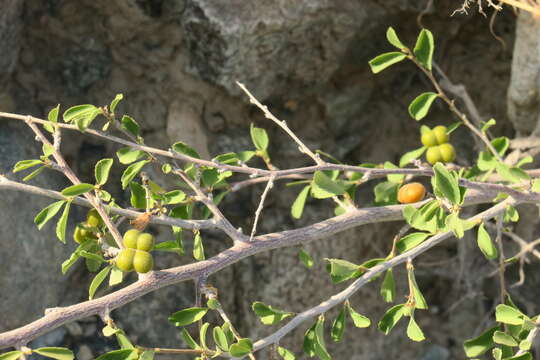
left=1, top=1, right=539, bottom=359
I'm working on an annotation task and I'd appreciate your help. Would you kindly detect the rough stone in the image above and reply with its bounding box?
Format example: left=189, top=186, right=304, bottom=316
left=167, top=97, right=210, bottom=159
left=0, top=0, right=23, bottom=82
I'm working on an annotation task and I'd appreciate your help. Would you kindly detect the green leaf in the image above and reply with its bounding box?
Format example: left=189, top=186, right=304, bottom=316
left=493, top=331, right=518, bottom=346
left=22, top=166, right=45, bottom=182
left=63, top=104, right=101, bottom=131
left=79, top=250, right=106, bottom=263
left=181, top=328, right=201, bottom=349
left=396, top=232, right=430, bottom=253
left=121, top=160, right=148, bottom=189
left=408, top=268, right=428, bottom=310
left=48, top=104, right=60, bottom=123
left=504, top=205, right=519, bottom=223
left=378, top=304, right=405, bottom=334
left=61, top=252, right=80, bottom=274
left=496, top=163, right=530, bottom=183
left=13, top=159, right=43, bottom=173
left=477, top=223, right=498, bottom=260
left=384, top=162, right=405, bottom=184
left=238, top=150, right=256, bottom=162
left=121, top=115, right=140, bottom=137
left=493, top=347, right=502, bottom=360
left=130, top=182, right=147, bottom=209
left=331, top=307, right=346, bottom=342
left=0, top=351, right=23, bottom=360
left=169, top=307, right=208, bottom=326
left=95, top=158, right=114, bottom=185
left=214, top=152, right=239, bottom=165
left=110, top=94, right=123, bottom=113
left=252, top=301, right=293, bottom=325
left=373, top=181, right=399, bottom=205
left=505, top=353, right=532, bottom=360
left=463, top=326, right=498, bottom=357
left=408, top=92, right=438, bottom=121
left=347, top=303, right=371, bottom=328
left=380, top=269, right=396, bottom=303
left=154, top=240, right=184, bottom=255
left=172, top=141, right=200, bottom=158
left=42, top=143, right=55, bottom=157
left=34, top=200, right=65, bottom=230
left=386, top=27, right=406, bottom=49
left=303, top=323, right=317, bottom=357
left=199, top=322, right=209, bottom=349
left=496, top=304, right=527, bottom=325
left=399, top=146, right=426, bottom=167
left=519, top=340, right=532, bottom=351
left=95, top=349, right=137, bottom=360
left=277, top=346, right=295, bottom=360
left=299, top=248, right=314, bottom=268
left=213, top=326, right=229, bottom=352
left=116, top=147, right=145, bottom=164
left=325, top=258, right=361, bottom=283
left=516, top=155, right=533, bottom=168
left=531, top=179, right=540, bottom=193
left=481, top=118, right=496, bottom=134
left=193, top=232, right=205, bottom=261
left=407, top=317, right=425, bottom=342
left=89, top=266, right=111, bottom=300
left=311, top=171, right=346, bottom=199
left=229, top=338, right=253, bottom=358
left=55, top=201, right=71, bottom=243
left=413, top=28, right=434, bottom=70
left=162, top=190, right=186, bottom=205
left=432, top=163, right=460, bottom=205
left=313, top=316, right=331, bottom=360
left=368, top=52, right=407, bottom=74
left=109, top=266, right=123, bottom=286
left=61, top=183, right=95, bottom=197
left=33, top=347, right=74, bottom=360
left=445, top=212, right=465, bottom=239
left=291, top=185, right=310, bottom=219
left=250, top=123, right=269, bottom=152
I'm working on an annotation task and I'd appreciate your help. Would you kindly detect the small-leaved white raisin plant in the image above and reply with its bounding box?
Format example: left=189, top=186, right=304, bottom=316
left=1, top=26, right=540, bottom=360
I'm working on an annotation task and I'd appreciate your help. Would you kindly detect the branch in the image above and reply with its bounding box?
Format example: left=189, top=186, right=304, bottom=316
left=250, top=198, right=514, bottom=355
left=0, top=185, right=519, bottom=349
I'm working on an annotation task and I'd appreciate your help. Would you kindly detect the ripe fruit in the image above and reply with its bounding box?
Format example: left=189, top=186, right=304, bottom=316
left=87, top=209, right=103, bottom=228
left=136, top=233, right=155, bottom=252
left=133, top=250, right=154, bottom=273
left=432, top=126, right=448, bottom=145
left=426, top=146, right=442, bottom=165
left=439, top=143, right=456, bottom=163
left=397, top=182, right=426, bottom=204
left=116, top=248, right=136, bottom=272
left=421, top=131, right=438, bottom=147
left=123, top=229, right=140, bottom=249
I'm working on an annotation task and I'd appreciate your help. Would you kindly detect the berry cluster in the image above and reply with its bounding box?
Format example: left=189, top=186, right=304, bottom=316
left=421, top=126, right=456, bottom=165
left=116, top=229, right=155, bottom=274
left=73, top=209, right=102, bottom=244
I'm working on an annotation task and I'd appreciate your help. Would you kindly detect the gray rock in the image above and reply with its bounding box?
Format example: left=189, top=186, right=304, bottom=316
left=421, top=345, right=450, bottom=360
left=0, top=0, right=23, bottom=81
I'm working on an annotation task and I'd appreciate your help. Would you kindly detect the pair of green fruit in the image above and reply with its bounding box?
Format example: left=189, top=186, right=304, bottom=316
left=73, top=209, right=103, bottom=244
left=116, top=229, right=155, bottom=274
left=420, top=125, right=456, bottom=165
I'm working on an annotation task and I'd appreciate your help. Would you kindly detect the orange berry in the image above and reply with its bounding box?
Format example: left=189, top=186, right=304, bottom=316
left=397, top=182, right=426, bottom=204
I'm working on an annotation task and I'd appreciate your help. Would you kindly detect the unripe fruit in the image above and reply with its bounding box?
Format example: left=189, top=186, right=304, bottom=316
left=397, top=182, right=426, bottom=204
left=133, top=250, right=153, bottom=273
left=116, top=248, right=136, bottom=272
left=136, top=233, right=155, bottom=252
left=87, top=209, right=103, bottom=228
left=421, top=131, right=438, bottom=147
left=426, top=146, right=442, bottom=165
left=439, top=143, right=456, bottom=163
left=73, top=224, right=97, bottom=243
left=432, top=126, right=448, bottom=145
left=123, top=229, right=140, bottom=249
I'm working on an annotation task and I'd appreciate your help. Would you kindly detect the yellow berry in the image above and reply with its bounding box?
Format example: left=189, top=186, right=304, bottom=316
left=87, top=209, right=103, bottom=228
left=397, top=182, right=426, bottom=204
left=116, top=248, right=136, bottom=272
left=133, top=250, right=154, bottom=273
left=421, top=130, right=438, bottom=147
left=123, top=229, right=140, bottom=249
left=136, top=233, right=155, bottom=252
left=432, top=126, right=448, bottom=145
left=426, top=146, right=442, bottom=165
left=439, top=143, right=456, bottom=163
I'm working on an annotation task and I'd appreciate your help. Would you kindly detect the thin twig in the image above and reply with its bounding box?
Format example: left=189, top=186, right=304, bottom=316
left=250, top=175, right=275, bottom=241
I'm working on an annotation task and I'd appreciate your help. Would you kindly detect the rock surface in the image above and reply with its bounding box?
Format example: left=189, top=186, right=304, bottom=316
left=0, top=1, right=530, bottom=359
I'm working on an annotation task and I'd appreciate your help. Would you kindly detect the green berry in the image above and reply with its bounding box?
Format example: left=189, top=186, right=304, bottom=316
left=87, top=209, right=103, bottom=228
left=133, top=250, right=154, bottom=273
left=439, top=143, right=456, bottom=163
left=74, top=224, right=97, bottom=244
left=426, top=146, right=442, bottom=165
left=123, top=229, right=140, bottom=249
left=433, top=126, right=448, bottom=145
left=116, top=248, right=136, bottom=272
left=136, top=233, right=155, bottom=252
left=421, top=130, right=438, bottom=147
